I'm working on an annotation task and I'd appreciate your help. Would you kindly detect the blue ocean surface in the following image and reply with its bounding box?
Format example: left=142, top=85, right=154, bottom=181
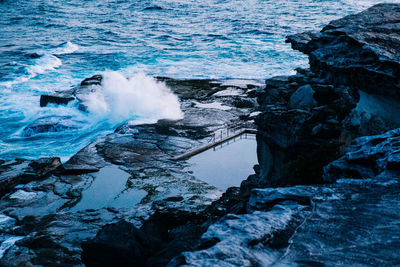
left=0, top=0, right=398, bottom=161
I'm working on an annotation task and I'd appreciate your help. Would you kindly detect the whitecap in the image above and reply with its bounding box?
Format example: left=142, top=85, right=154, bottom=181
left=52, top=41, right=79, bottom=55
left=0, top=41, right=78, bottom=88
left=26, top=54, right=62, bottom=75
left=0, top=54, right=62, bottom=88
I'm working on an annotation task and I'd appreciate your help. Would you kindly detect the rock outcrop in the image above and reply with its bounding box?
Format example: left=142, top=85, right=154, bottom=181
left=324, top=128, right=400, bottom=182
left=254, top=3, right=400, bottom=187
left=287, top=3, right=400, bottom=99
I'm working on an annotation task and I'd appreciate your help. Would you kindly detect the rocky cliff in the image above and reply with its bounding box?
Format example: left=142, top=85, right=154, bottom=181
left=254, top=3, right=400, bottom=187
left=176, top=5, right=400, bottom=266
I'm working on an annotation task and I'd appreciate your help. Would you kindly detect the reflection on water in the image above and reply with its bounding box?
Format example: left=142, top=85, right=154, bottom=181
left=71, top=166, right=147, bottom=211
left=188, top=134, right=257, bottom=191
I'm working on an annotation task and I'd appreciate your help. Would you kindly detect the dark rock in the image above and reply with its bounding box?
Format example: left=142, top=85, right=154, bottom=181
left=205, top=187, right=245, bottom=220
left=40, top=94, right=74, bottom=107
left=155, top=77, right=220, bottom=101
left=323, top=128, right=400, bottom=182
left=80, top=75, right=103, bottom=86
left=28, top=53, right=41, bottom=59
left=0, top=157, right=60, bottom=197
left=231, top=98, right=255, bottom=109
left=83, top=208, right=208, bottom=267
left=39, top=75, right=102, bottom=109
left=287, top=3, right=400, bottom=99
left=81, top=220, right=163, bottom=267
left=144, top=6, right=163, bottom=11
left=147, top=222, right=205, bottom=267
left=255, top=4, right=400, bottom=187
left=289, top=84, right=317, bottom=110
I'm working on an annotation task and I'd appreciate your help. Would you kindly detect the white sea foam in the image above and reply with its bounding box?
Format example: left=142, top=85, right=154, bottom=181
left=52, top=41, right=79, bottom=55
left=85, top=71, right=184, bottom=123
left=0, top=54, right=61, bottom=88
left=27, top=54, right=62, bottom=76
left=0, top=42, right=78, bottom=88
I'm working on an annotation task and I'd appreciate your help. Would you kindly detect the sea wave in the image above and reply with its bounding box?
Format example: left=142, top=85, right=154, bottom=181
left=52, top=41, right=79, bottom=55
left=0, top=41, right=79, bottom=88
left=84, top=71, right=184, bottom=123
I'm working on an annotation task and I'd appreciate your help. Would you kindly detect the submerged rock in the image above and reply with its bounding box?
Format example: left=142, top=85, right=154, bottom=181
left=22, top=116, right=81, bottom=137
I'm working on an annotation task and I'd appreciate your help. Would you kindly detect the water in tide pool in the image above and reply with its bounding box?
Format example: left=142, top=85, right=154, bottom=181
left=188, top=134, right=257, bottom=191
left=0, top=0, right=399, bottom=161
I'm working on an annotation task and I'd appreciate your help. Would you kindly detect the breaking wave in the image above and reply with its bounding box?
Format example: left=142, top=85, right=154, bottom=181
left=85, top=71, right=184, bottom=123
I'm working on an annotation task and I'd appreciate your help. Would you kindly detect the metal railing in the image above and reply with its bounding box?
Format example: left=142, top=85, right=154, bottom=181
left=172, top=121, right=257, bottom=161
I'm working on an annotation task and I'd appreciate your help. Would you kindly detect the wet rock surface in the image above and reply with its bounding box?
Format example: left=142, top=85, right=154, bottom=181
left=181, top=177, right=400, bottom=266
left=0, top=158, right=61, bottom=198
left=0, top=75, right=260, bottom=265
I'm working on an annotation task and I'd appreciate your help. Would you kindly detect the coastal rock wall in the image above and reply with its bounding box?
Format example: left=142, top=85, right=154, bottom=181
left=287, top=3, right=400, bottom=99
left=255, top=3, right=400, bottom=187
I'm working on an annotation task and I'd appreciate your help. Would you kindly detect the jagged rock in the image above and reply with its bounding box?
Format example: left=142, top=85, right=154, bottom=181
left=256, top=4, right=400, bottom=186
left=287, top=3, right=400, bottom=99
left=323, top=128, right=400, bottom=182
left=180, top=186, right=313, bottom=266
left=39, top=75, right=103, bottom=110
left=80, top=75, right=102, bottom=86
left=0, top=76, right=260, bottom=265
left=0, top=158, right=60, bottom=197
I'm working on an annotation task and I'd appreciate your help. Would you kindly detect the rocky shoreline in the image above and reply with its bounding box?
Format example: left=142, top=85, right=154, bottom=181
left=1, top=3, right=400, bottom=266
left=0, top=74, right=262, bottom=265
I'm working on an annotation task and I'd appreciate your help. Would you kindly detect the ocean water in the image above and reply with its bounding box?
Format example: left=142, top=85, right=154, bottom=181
left=0, top=0, right=398, bottom=160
